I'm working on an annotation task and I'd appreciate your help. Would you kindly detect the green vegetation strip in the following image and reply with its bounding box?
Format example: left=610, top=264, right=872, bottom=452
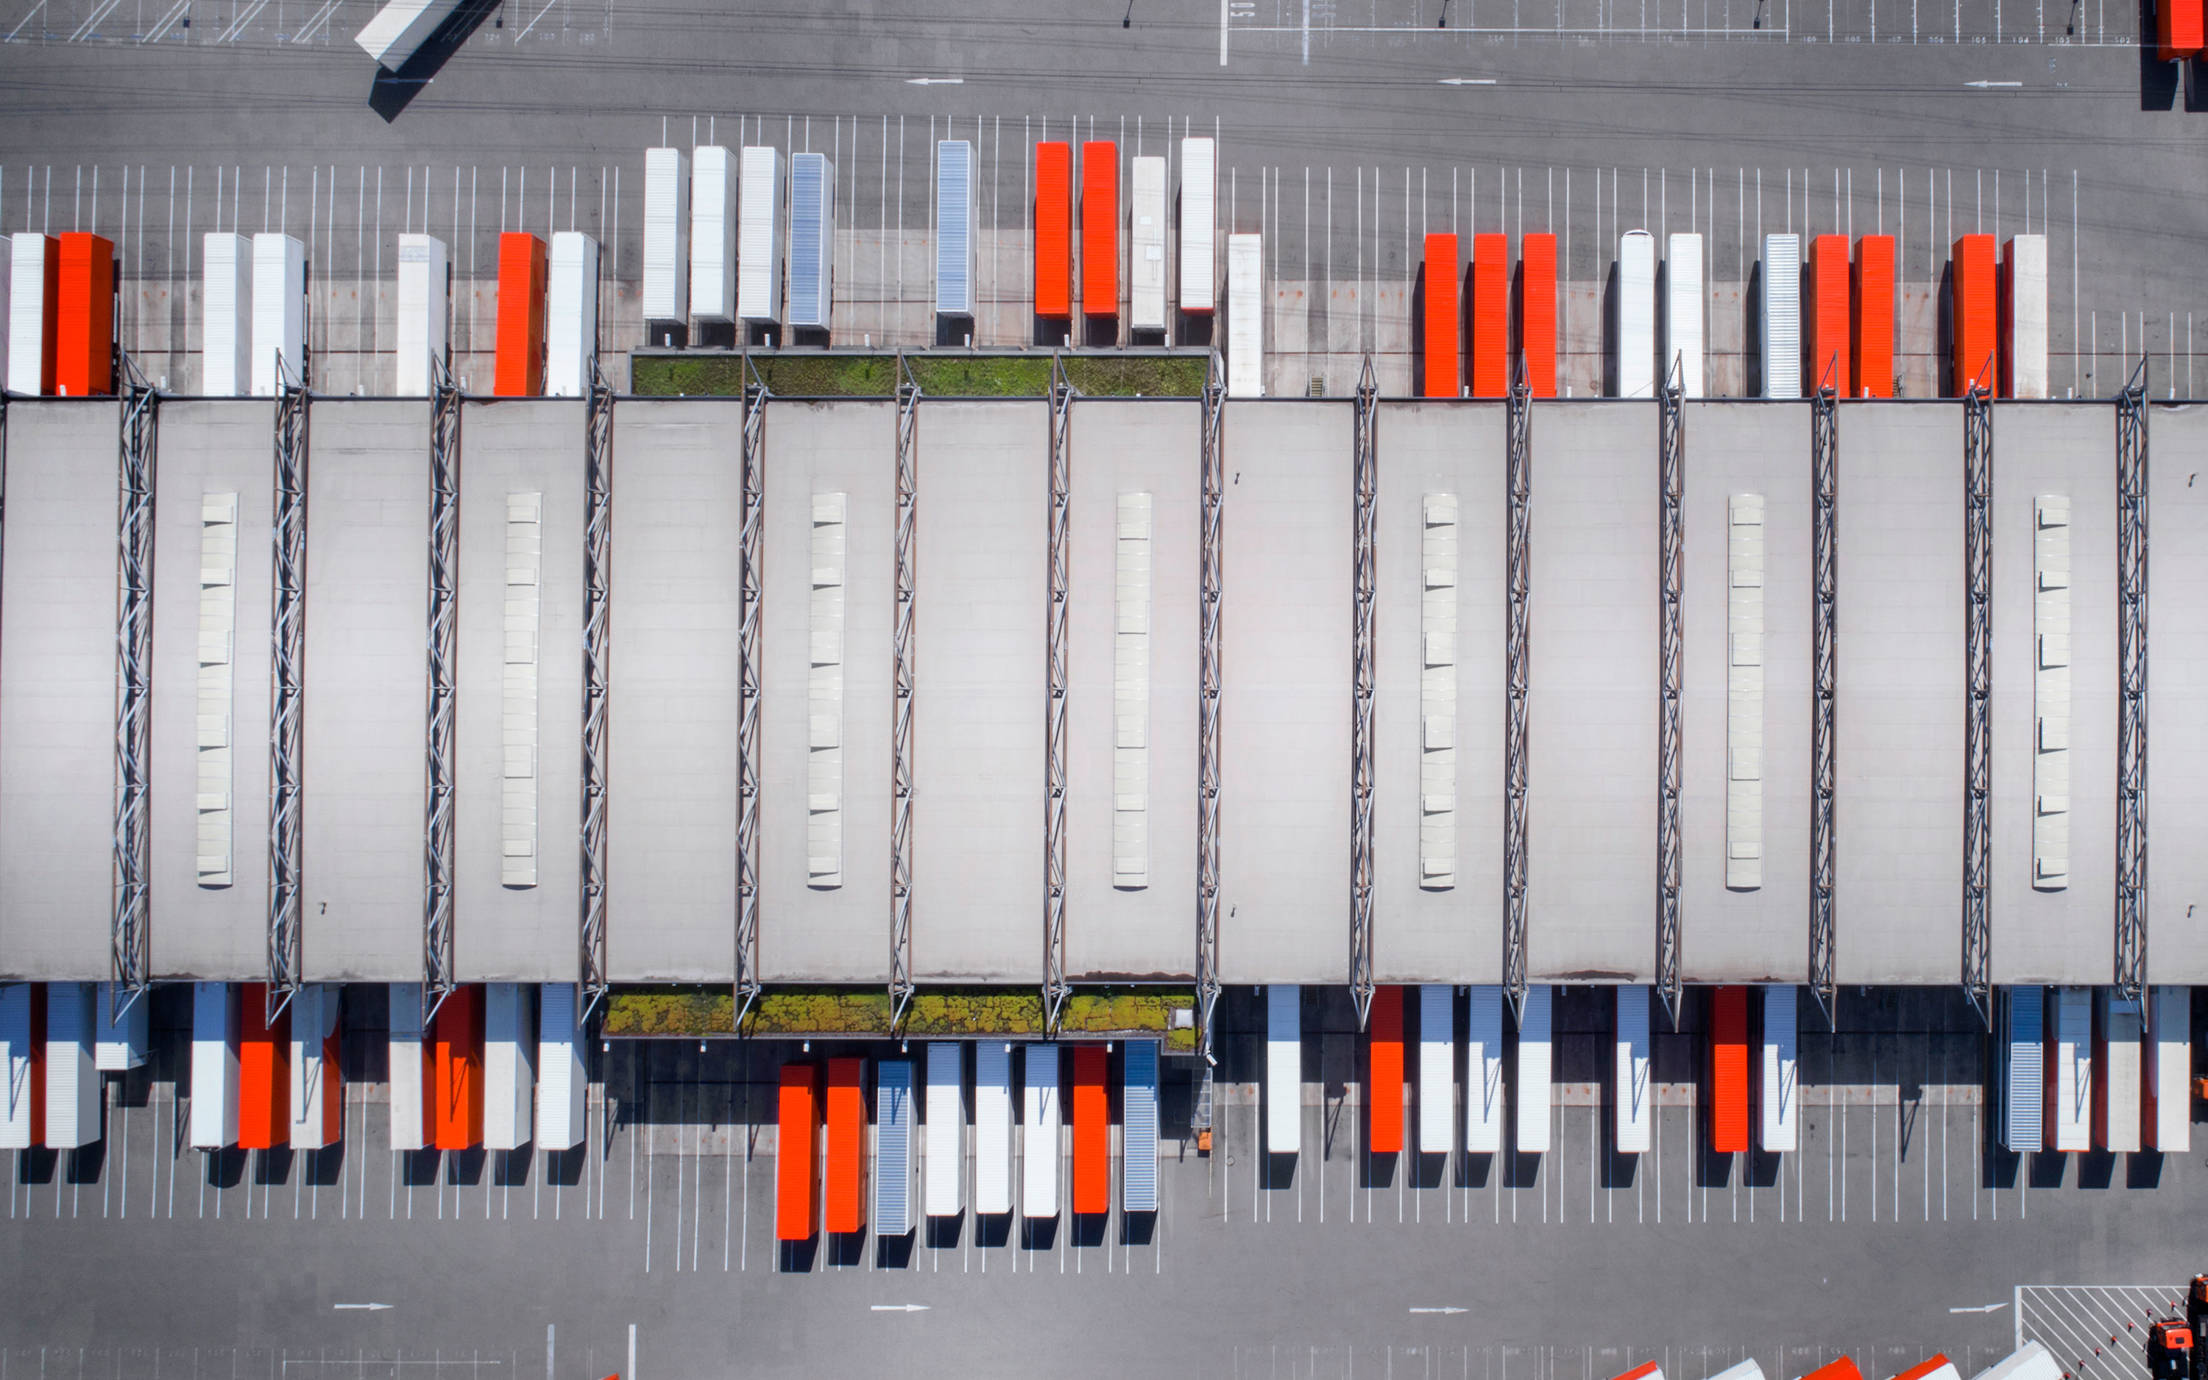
left=604, top=985, right=1195, bottom=1050
left=631, top=353, right=1205, bottom=399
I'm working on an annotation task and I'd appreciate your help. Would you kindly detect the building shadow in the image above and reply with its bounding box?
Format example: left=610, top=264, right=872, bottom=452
left=367, top=0, right=503, bottom=124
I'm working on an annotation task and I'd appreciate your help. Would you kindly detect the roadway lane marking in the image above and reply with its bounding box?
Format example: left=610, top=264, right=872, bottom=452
left=1220, top=0, right=1231, bottom=62
left=333, top=1303, right=394, bottom=1312
left=1411, top=1307, right=1469, bottom=1315
left=871, top=1304, right=930, bottom=1312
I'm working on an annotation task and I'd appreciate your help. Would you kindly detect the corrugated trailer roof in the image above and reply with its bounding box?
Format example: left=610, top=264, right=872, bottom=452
left=1470, top=232, right=1509, bottom=398
left=1421, top=233, right=1459, bottom=399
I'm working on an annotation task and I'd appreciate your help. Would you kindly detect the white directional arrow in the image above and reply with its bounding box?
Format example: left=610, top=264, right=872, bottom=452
left=1964, top=79, right=2022, bottom=88
left=1409, top=1307, right=1470, bottom=1315
left=1949, top=1303, right=2010, bottom=1315
left=870, top=1304, right=932, bottom=1313
left=333, top=1303, right=394, bottom=1312
left=1438, top=77, right=1497, bottom=85
left=906, top=76, right=965, bottom=86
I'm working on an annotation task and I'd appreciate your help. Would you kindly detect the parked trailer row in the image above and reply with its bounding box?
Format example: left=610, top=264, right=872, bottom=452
left=1612, top=1344, right=2052, bottom=1380
left=1419, top=232, right=1561, bottom=399
left=2003, top=985, right=2189, bottom=1153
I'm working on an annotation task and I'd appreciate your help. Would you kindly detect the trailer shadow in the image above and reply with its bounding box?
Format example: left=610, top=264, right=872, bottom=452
left=305, top=1143, right=345, bottom=1188
left=400, top=1148, right=442, bottom=1187
left=1456, top=1151, right=1493, bottom=1190
left=1413, top=1149, right=1449, bottom=1190
left=2126, top=1150, right=2165, bottom=1189
left=2027, top=1150, right=2070, bottom=1189
left=1070, top=1211, right=1110, bottom=1248
left=1019, top=1216, right=1058, bottom=1252
left=1697, top=1143, right=1735, bottom=1190
left=492, top=1147, right=532, bottom=1187
left=205, top=1147, right=246, bottom=1190
left=1745, top=1147, right=1784, bottom=1189
left=777, top=1237, right=820, bottom=1273
left=1260, top=1149, right=1297, bottom=1192
left=544, top=1145, right=587, bottom=1187
left=975, top=1212, right=1013, bottom=1249
left=2077, top=1149, right=2118, bottom=1189
left=253, top=1147, right=292, bottom=1186
left=1362, top=1148, right=1398, bottom=1191
left=1120, top=1209, right=1156, bottom=1247
left=1504, top=1148, right=1541, bottom=1190
left=825, top=1231, right=867, bottom=1268
left=1602, top=1144, right=1640, bottom=1191
left=874, top=1231, right=916, bottom=1270
left=366, top=0, right=502, bottom=124
left=924, top=1212, right=964, bottom=1250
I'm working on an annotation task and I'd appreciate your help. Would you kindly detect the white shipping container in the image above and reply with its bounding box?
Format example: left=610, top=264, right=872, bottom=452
left=0, top=984, right=36, bottom=1150
left=1129, top=155, right=1168, bottom=334
left=0, top=243, right=9, bottom=392
left=924, top=1042, right=962, bottom=1216
left=8, top=234, right=53, bottom=396
left=1760, top=233, right=1802, bottom=399
left=395, top=233, right=448, bottom=397
left=288, top=983, right=340, bottom=1150
left=934, top=140, right=976, bottom=317
left=201, top=233, right=252, bottom=397
left=536, top=982, right=587, bottom=1151
left=2003, top=985, right=2045, bottom=1151
left=2005, top=233, right=2049, bottom=399
left=388, top=982, right=426, bottom=1152
left=1614, top=985, right=1652, bottom=1155
left=1664, top=231, right=1705, bottom=398
left=250, top=233, right=306, bottom=397
left=1022, top=1044, right=1061, bottom=1218
left=189, top=982, right=239, bottom=1149
left=1970, top=1345, right=2062, bottom=1380
left=353, top=0, right=466, bottom=70
left=45, top=981, right=99, bottom=1149
left=1465, top=984, right=1506, bottom=1154
left=689, top=146, right=737, bottom=324
left=94, top=982, right=148, bottom=1071
left=1417, top=984, right=1453, bottom=1156
left=2048, top=985, right=2090, bottom=1152
left=1617, top=230, right=1657, bottom=399
left=973, top=1042, right=1012, bottom=1216
left=1709, top=1364, right=1769, bottom=1380
left=787, top=153, right=835, bottom=331
left=737, top=145, right=783, bottom=325
left=642, top=147, right=689, bottom=327
left=484, top=982, right=537, bottom=1152
left=1760, top=984, right=1800, bottom=1152
left=2095, top=988, right=2142, bottom=1154
left=2146, top=986, right=2191, bottom=1152
left=1178, top=137, right=1217, bottom=314
left=545, top=232, right=598, bottom=400
left=1515, top=984, right=1553, bottom=1154
left=875, top=1060, right=915, bottom=1236
left=1227, top=233, right=1264, bottom=398
left=1265, top=983, right=1300, bottom=1154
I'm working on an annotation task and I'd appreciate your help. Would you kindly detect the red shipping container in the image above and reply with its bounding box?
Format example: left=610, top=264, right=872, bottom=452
left=1853, top=235, right=1896, bottom=399
left=1071, top=1045, right=1109, bottom=1215
left=1708, top=986, right=1750, bottom=1154
left=2160, top=0, right=2204, bottom=59
left=823, top=1057, right=866, bottom=1234
left=494, top=232, right=547, bottom=397
left=55, top=232, right=114, bottom=398
left=1421, top=233, right=1459, bottom=398
left=1890, top=1359, right=1958, bottom=1380
left=1470, top=232, right=1510, bottom=399
left=1367, top=985, right=1404, bottom=1156
left=1951, top=234, right=1998, bottom=396
left=776, top=1063, right=819, bottom=1241
left=1612, top=1365, right=1664, bottom=1380
left=13, top=235, right=56, bottom=395
left=1033, top=143, right=1073, bottom=319
left=1518, top=233, right=1558, bottom=399
left=1081, top=141, right=1118, bottom=318
left=1802, top=1362, right=1865, bottom=1380
left=237, top=982, right=291, bottom=1151
left=1807, top=234, right=1851, bottom=399
left=430, top=985, right=484, bottom=1151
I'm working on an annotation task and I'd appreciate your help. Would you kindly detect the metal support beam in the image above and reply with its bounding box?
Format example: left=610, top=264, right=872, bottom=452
left=1808, top=384, right=1839, bottom=1026
left=112, top=361, right=159, bottom=1002
left=1655, top=361, right=1685, bottom=1024
left=2115, top=358, right=2150, bottom=1002
left=422, top=360, right=463, bottom=1019
left=1961, top=387, right=1994, bottom=1028
left=735, top=354, right=769, bottom=1029
left=1195, top=353, right=1226, bottom=1066
left=1504, top=365, right=1532, bottom=1016
left=890, top=355, right=920, bottom=1028
left=1043, top=355, right=1076, bottom=1032
left=266, top=358, right=310, bottom=1024
left=579, top=369, right=614, bottom=1021
left=1349, top=356, right=1378, bottom=1029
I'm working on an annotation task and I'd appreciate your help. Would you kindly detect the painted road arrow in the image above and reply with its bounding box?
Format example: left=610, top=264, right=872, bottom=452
left=1964, top=80, right=2022, bottom=88
left=1410, top=1307, right=1470, bottom=1315
left=1437, top=77, right=1497, bottom=85
left=870, top=1304, right=932, bottom=1313
left=333, top=1303, right=394, bottom=1312
left=905, top=77, right=965, bottom=85
left=1950, top=1303, right=2009, bottom=1314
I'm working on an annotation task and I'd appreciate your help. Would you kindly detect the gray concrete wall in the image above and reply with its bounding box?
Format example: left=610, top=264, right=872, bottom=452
left=0, top=403, right=119, bottom=981
left=302, top=401, right=429, bottom=982
left=454, top=401, right=585, bottom=983
left=1835, top=404, right=1963, bottom=985
left=606, top=400, right=739, bottom=983
left=1681, top=403, right=1812, bottom=984
left=1528, top=401, right=1659, bottom=982
left=911, top=401, right=1045, bottom=983
left=1219, top=402, right=1352, bottom=985
left=1373, top=403, right=1507, bottom=983
left=151, top=402, right=274, bottom=980
left=2150, top=403, right=2208, bottom=984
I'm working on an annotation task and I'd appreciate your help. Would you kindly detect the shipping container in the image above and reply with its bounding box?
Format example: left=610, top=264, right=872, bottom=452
left=1081, top=141, right=1119, bottom=320
left=1266, top=983, right=1300, bottom=1153
left=1122, top=1040, right=1160, bottom=1212
left=974, top=1041, right=1012, bottom=1216
left=1801, top=1360, right=1865, bottom=1380
left=1853, top=235, right=1897, bottom=399
left=202, top=232, right=253, bottom=397
left=1616, top=230, right=1656, bottom=398
left=924, top=1041, right=962, bottom=1217
left=2047, top=986, right=2091, bottom=1152
left=1466, top=984, right=1505, bottom=1153
left=41, top=983, right=97, bottom=1149
left=1711, top=1364, right=1769, bottom=1380
left=1891, top=1357, right=1961, bottom=1380
left=238, top=982, right=291, bottom=1151
left=1968, top=1345, right=2061, bottom=1380
left=353, top=0, right=466, bottom=70
left=55, top=232, right=114, bottom=397
left=7, top=233, right=55, bottom=395
left=875, top=1059, right=915, bottom=1236
left=1519, top=233, right=1558, bottom=398
left=250, top=233, right=306, bottom=397
left=1951, top=233, right=1998, bottom=395
left=493, top=232, right=546, bottom=397
left=1709, top=985, right=1750, bottom=1154
left=2145, top=986, right=2191, bottom=1152
left=824, top=1057, right=866, bottom=1234
left=1761, top=234, right=1802, bottom=398
left=1665, top=232, right=1704, bottom=397
left=2160, top=0, right=2205, bottom=58
left=1469, top=233, right=1509, bottom=398
left=1613, top=1365, right=1663, bottom=1380
left=688, top=146, right=737, bottom=324
left=641, top=147, right=689, bottom=328
left=1417, top=984, right=1454, bottom=1156
left=95, top=983, right=147, bottom=1072
left=775, top=1063, right=818, bottom=1242
left=936, top=141, right=976, bottom=318
left=1761, top=985, right=1799, bottom=1152
left=737, top=145, right=783, bottom=325
left=545, top=232, right=597, bottom=399
left=2001, top=234, right=2048, bottom=399
left=787, top=154, right=834, bottom=331
left=1807, top=234, right=1851, bottom=397
left=1022, top=1044, right=1061, bottom=1217
left=0, top=985, right=41, bottom=1150
left=2002, top=985, right=2045, bottom=1151
left=1227, top=233, right=1264, bottom=398
left=535, top=982, right=586, bottom=1151
left=394, top=233, right=448, bottom=396
left=1516, top=984, right=1553, bottom=1153
left=388, top=982, right=427, bottom=1152
left=1129, top=155, right=1168, bottom=333
left=483, top=982, right=536, bottom=1152
left=287, top=983, right=342, bottom=1150
left=1421, top=233, right=1460, bottom=398
left=188, top=983, right=237, bottom=1149
left=1071, top=1044, right=1109, bottom=1216
left=2093, top=988, right=2142, bottom=1153
left=1179, top=137, right=1217, bottom=315
left=1368, top=985, right=1405, bottom=1155
left=430, top=983, right=484, bottom=1152
left=1033, top=142, right=1073, bottom=319
left=0, top=243, right=9, bottom=390
left=1613, top=985, right=1652, bottom=1155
